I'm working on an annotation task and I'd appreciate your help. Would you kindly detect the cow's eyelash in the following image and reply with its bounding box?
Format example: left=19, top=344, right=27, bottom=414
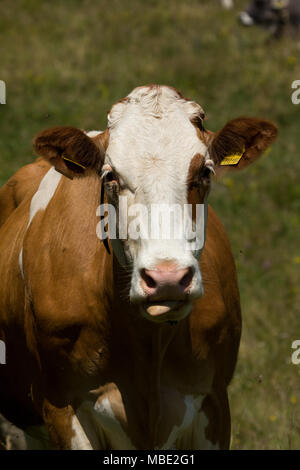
left=203, top=160, right=215, bottom=177
left=192, top=114, right=205, bottom=131
left=100, top=170, right=109, bottom=180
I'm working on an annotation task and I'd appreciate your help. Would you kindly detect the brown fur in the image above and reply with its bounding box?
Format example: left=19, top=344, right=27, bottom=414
left=33, top=127, right=106, bottom=179
left=0, top=158, right=51, bottom=228
left=210, top=117, right=278, bottom=168
left=187, top=153, right=211, bottom=221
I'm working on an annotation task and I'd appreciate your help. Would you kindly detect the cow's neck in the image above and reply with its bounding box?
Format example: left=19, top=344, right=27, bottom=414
left=106, top=255, right=179, bottom=379
left=97, top=253, right=183, bottom=446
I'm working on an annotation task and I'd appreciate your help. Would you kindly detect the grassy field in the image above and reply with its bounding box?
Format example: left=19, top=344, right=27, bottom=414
left=0, top=0, right=299, bottom=449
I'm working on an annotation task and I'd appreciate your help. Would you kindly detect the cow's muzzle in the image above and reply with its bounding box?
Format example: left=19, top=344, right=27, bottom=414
left=137, top=262, right=199, bottom=323
left=140, top=299, right=193, bottom=323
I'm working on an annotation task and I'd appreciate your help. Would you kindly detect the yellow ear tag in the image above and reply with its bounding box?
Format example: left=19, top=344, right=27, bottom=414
left=62, top=155, right=87, bottom=170
left=220, top=148, right=245, bottom=166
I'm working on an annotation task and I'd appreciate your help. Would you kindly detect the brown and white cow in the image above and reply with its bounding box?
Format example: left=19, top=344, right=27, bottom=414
left=0, top=85, right=277, bottom=449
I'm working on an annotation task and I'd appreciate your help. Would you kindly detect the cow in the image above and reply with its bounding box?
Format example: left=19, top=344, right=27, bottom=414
left=239, top=0, right=300, bottom=37
left=0, top=85, right=278, bottom=450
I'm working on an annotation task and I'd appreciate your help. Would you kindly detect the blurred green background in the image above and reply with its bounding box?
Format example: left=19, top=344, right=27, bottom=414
left=0, top=0, right=299, bottom=449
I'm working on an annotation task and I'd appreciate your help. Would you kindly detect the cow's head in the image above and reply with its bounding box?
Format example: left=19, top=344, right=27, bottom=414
left=34, top=85, right=277, bottom=323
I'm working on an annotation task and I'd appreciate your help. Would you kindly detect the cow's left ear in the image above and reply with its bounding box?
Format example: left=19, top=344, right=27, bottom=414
left=33, top=126, right=106, bottom=179
left=209, top=117, right=278, bottom=171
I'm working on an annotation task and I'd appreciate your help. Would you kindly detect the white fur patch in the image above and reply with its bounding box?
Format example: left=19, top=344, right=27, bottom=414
left=72, top=393, right=218, bottom=450
left=73, top=398, right=136, bottom=450
left=161, top=395, right=218, bottom=450
left=19, top=167, right=62, bottom=278
left=107, top=86, right=208, bottom=198
left=28, top=167, right=62, bottom=227
left=106, top=85, right=208, bottom=300
left=0, top=340, right=6, bottom=364
left=71, top=415, right=93, bottom=450
left=160, top=395, right=204, bottom=449
left=94, top=398, right=136, bottom=449
left=18, top=248, right=24, bottom=280
left=86, top=130, right=103, bottom=138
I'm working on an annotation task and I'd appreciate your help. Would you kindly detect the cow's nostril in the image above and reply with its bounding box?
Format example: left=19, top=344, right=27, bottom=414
left=141, top=269, right=157, bottom=289
left=179, top=267, right=194, bottom=290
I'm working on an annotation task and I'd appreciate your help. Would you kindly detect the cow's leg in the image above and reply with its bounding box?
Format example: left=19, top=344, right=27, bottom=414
left=175, top=390, right=230, bottom=450
left=42, top=399, right=93, bottom=450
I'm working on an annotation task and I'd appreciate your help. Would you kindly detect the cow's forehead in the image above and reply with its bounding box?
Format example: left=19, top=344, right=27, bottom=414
left=105, top=85, right=208, bottom=195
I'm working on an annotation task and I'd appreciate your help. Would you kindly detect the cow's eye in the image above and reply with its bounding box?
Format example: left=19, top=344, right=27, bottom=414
left=102, top=169, right=119, bottom=195
left=202, top=167, right=211, bottom=179
left=201, top=161, right=215, bottom=180
left=105, top=171, right=116, bottom=183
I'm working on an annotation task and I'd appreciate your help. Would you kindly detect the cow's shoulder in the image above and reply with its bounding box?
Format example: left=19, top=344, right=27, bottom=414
left=202, top=205, right=239, bottom=299
left=188, top=205, right=241, bottom=380
left=12, top=158, right=51, bottom=206
left=0, top=158, right=51, bottom=227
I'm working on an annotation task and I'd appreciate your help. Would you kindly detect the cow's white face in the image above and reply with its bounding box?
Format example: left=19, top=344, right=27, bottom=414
left=101, top=86, right=214, bottom=322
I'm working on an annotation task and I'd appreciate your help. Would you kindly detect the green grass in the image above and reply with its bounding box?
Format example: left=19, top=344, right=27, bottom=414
left=0, top=0, right=299, bottom=449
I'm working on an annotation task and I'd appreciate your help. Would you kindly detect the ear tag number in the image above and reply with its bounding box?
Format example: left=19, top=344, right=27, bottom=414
left=220, top=148, right=245, bottom=166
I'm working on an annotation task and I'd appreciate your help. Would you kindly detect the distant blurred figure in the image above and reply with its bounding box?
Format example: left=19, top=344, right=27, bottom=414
left=239, top=0, right=300, bottom=37
left=221, top=0, right=234, bottom=8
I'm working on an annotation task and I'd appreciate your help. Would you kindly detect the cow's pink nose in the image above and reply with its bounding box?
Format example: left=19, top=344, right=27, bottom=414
left=140, top=263, right=194, bottom=298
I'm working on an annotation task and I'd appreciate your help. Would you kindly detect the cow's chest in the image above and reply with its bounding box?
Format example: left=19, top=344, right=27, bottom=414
left=72, top=383, right=217, bottom=450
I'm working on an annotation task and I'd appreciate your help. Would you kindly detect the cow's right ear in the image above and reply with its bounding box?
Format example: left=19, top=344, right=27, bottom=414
left=33, top=126, right=106, bottom=179
left=209, top=117, right=278, bottom=172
